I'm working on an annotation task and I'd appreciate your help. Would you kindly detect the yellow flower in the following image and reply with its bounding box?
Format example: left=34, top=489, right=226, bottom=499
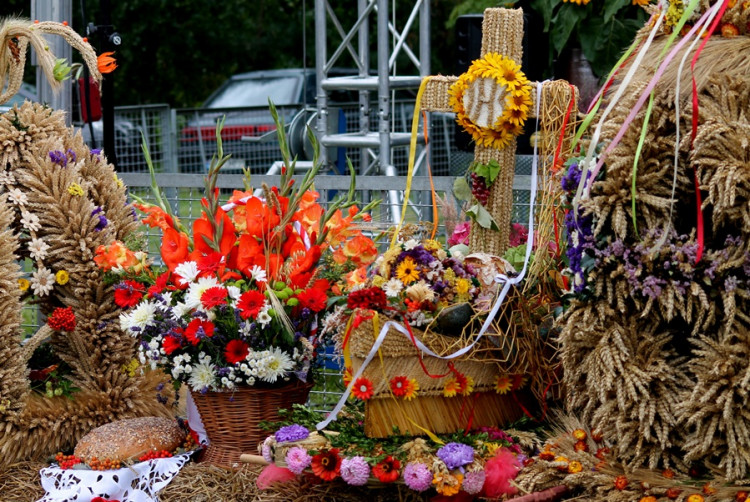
left=568, top=461, right=583, bottom=473
left=632, top=0, right=649, bottom=4
left=495, top=375, right=512, bottom=394
left=563, top=0, right=591, bottom=4
left=485, top=442, right=501, bottom=456
left=113, top=174, right=124, bottom=188
left=121, top=359, right=139, bottom=377
left=461, top=375, right=475, bottom=396
left=67, top=183, right=84, bottom=196
left=55, top=270, right=69, bottom=285
left=396, top=257, right=420, bottom=284
left=433, top=472, right=463, bottom=496
left=371, top=275, right=386, bottom=287
left=443, top=377, right=461, bottom=397
left=403, top=378, right=419, bottom=400
left=423, top=239, right=441, bottom=252
left=443, top=268, right=456, bottom=285
left=455, top=278, right=470, bottom=295
left=18, top=278, right=30, bottom=291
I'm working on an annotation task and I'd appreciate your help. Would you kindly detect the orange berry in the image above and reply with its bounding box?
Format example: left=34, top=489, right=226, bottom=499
left=662, top=468, right=675, bottom=478
left=595, top=447, right=610, bottom=459
left=591, top=430, right=603, bottom=442
left=703, top=483, right=716, bottom=495
left=640, top=497, right=657, bottom=502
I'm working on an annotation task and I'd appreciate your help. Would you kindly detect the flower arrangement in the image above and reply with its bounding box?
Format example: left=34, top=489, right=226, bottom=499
left=260, top=404, right=525, bottom=497
left=98, top=110, right=378, bottom=393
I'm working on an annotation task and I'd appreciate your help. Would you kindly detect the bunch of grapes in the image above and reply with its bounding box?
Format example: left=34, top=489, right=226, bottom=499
left=138, top=449, right=173, bottom=462
left=55, top=452, right=82, bottom=469
left=470, top=172, right=490, bottom=205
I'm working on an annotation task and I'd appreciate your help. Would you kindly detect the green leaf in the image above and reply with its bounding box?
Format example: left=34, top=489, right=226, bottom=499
left=466, top=204, right=499, bottom=231
left=473, top=159, right=502, bottom=185
left=530, top=0, right=562, bottom=31
left=453, top=176, right=472, bottom=202
left=53, top=58, right=72, bottom=82
left=550, top=3, right=588, bottom=55
left=579, top=16, right=645, bottom=76
left=602, top=0, right=631, bottom=24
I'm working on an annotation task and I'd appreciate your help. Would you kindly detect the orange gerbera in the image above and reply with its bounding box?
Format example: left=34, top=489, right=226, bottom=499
left=97, top=51, right=117, bottom=74
left=351, top=377, right=373, bottom=400
left=311, top=448, right=341, bottom=481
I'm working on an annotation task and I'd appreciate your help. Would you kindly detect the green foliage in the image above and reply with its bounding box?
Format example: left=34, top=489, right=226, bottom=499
left=471, top=159, right=502, bottom=186
left=466, top=204, right=500, bottom=231
left=445, top=0, right=510, bottom=30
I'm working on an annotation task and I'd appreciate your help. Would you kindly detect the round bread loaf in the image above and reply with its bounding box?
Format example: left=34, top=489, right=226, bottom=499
left=75, top=417, right=185, bottom=462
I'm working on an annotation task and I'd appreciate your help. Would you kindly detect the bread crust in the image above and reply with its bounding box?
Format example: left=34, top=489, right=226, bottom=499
left=74, top=417, right=185, bottom=462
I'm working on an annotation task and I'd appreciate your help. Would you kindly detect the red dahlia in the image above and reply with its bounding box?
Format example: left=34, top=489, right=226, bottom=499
left=372, top=456, right=400, bottom=483
left=47, top=307, right=76, bottom=332
left=311, top=448, right=341, bottom=481
left=114, top=279, right=145, bottom=308
left=237, top=290, right=266, bottom=319
left=225, top=339, right=250, bottom=364
left=347, top=287, right=387, bottom=311
left=200, top=286, right=228, bottom=309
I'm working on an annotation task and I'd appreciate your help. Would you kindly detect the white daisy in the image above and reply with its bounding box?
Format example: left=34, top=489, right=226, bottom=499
left=30, top=267, right=55, bottom=296
left=383, top=277, right=404, bottom=298
left=125, top=300, right=158, bottom=330
left=28, top=238, right=50, bottom=261
left=0, top=170, right=15, bottom=186
left=174, top=261, right=199, bottom=285
left=20, top=211, right=40, bottom=232
left=256, top=307, right=272, bottom=327
left=250, top=265, right=267, bottom=283
left=188, top=361, right=218, bottom=391
left=403, top=238, right=419, bottom=251
left=259, top=347, right=294, bottom=383
left=7, top=188, right=27, bottom=206
left=184, top=276, right=221, bottom=310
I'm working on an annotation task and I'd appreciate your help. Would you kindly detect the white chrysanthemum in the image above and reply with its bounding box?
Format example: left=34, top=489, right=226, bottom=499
left=403, top=239, right=419, bottom=251
left=159, top=291, right=173, bottom=306
left=250, top=265, right=267, bottom=283
left=383, top=277, right=404, bottom=298
left=259, top=347, right=294, bottom=383
left=227, top=285, right=241, bottom=303
left=184, top=276, right=221, bottom=310
left=171, top=301, right=190, bottom=320
left=0, top=170, right=15, bottom=186
left=174, top=261, right=199, bottom=285
left=124, top=301, right=158, bottom=330
left=256, top=307, right=272, bottom=327
left=188, top=361, right=217, bottom=391
left=30, top=267, right=55, bottom=296
left=7, top=188, right=27, bottom=206
left=20, top=211, right=41, bottom=232
left=28, top=238, right=50, bottom=261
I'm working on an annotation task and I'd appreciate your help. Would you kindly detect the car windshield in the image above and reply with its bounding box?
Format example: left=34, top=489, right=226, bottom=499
left=205, top=76, right=301, bottom=108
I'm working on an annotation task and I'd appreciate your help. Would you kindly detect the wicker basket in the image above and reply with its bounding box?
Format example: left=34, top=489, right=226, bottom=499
left=191, top=379, right=313, bottom=467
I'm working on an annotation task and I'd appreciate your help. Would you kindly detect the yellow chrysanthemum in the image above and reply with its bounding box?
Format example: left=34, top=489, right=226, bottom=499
left=455, top=278, right=470, bottom=295
left=55, top=270, right=69, bottom=285
left=443, top=268, right=456, bottom=285
left=403, top=378, right=419, bottom=400
left=67, top=183, right=84, bottom=196
left=495, top=375, right=513, bottom=394
left=396, top=257, right=420, bottom=284
left=18, top=278, right=30, bottom=291
left=371, top=275, right=386, bottom=288
left=563, top=0, right=591, bottom=5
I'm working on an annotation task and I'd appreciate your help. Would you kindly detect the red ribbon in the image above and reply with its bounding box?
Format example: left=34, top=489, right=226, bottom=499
left=402, top=319, right=453, bottom=379
left=689, top=0, right=729, bottom=263
left=550, top=83, right=578, bottom=257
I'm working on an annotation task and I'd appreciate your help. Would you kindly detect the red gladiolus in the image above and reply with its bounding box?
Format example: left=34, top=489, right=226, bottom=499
left=147, top=271, right=171, bottom=297
left=192, top=208, right=236, bottom=258
left=135, top=203, right=174, bottom=231
left=162, top=335, right=181, bottom=355
left=160, top=227, right=190, bottom=271
left=237, top=290, right=266, bottom=319
left=184, top=319, right=215, bottom=345
left=224, top=339, right=250, bottom=364
left=372, top=456, right=400, bottom=483
left=47, top=307, right=76, bottom=332
left=296, top=287, right=327, bottom=312
left=200, top=286, right=228, bottom=310
left=243, top=196, right=281, bottom=239
left=114, top=279, right=145, bottom=308
left=311, top=448, right=341, bottom=481
left=196, top=252, right=224, bottom=276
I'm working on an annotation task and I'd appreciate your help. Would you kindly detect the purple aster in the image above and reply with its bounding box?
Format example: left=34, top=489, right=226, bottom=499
left=275, top=424, right=310, bottom=443
left=340, top=456, right=370, bottom=486
left=437, top=442, right=475, bottom=470
left=403, top=462, right=432, bottom=491
left=285, top=446, right=312, bottom=475
left=462, top=470, right=486, bottom=495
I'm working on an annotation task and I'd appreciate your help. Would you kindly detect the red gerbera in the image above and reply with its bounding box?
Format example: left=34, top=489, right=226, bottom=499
left=372, top=456, right=400, bottom=483
left=162, top=335, right=181, bottom=355
left=114, top=279, right=145, bottom=308
left=347, top=287, right=387, bottom=311
left=237, top=290, right=266, bottom=319
left=311, top=448, right=341, bottom=481
left=47, top=306, right=76, bottom=332
left=200, top=286, right=228, bottom=310
left=197, top=252, right=224, bottom=276
left=389, top=375, right=409, bottom=397
left=225, top=339, right=250, bottom=364
left=351, top=377, right=374, bottom=400
left=184, top=318, right=215, bottom=345
left=296, top=287, right=328, bottom=312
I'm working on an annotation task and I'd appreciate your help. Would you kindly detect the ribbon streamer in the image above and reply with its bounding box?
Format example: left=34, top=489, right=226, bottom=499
left=316, top=81, right=547, bottom=432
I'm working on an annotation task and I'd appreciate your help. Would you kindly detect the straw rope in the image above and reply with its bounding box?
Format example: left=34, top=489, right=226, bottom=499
left=480, top=8, right=524, bottom=63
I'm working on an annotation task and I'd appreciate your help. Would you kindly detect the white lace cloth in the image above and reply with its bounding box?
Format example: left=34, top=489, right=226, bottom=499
left=37, top=452, right=193, bottom=502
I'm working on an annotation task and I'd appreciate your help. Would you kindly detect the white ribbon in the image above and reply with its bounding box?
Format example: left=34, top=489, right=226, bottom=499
left=316, top=81, right=547, bottom=431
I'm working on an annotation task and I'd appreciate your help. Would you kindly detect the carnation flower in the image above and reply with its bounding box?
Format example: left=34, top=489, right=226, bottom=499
left=462, top=470, right=485, bottom=494
left=340, top=456, right=370, bottom=486
left=403, top=462, right=432, bottom=491
left=31, top=267, right=56, bottom=296
left=188, top=361, right=217, bottom=391
left=448, top=222, right=470, bottom=246
left=437, top=442, right=475, bottom=470
left=285, top=446, right=312, bottom=475
left=372, top=455, right=400, bottom=483
left=275, top=424, right=310, bottom=443
left=347, top=287, right=388, bottom=311
left=311, top=448, right=341, bottom=481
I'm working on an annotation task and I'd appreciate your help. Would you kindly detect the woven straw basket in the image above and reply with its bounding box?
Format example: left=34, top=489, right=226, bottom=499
left=350, top=319, right=529, bottom=438
left=192, top=380, right=313, bottom=467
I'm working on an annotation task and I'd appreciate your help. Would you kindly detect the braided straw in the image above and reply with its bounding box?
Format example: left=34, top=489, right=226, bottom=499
left=480, top=8, right=524, bottom=63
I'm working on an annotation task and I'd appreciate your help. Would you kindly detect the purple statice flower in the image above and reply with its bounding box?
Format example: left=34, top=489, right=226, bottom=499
left=437, top=442, right=475, bottom=470
left=725, top=276, right=738, bottom=292
left=564, top=207, right=595, bottom=293
left=400, top=246, right=436, bottom=267
left=560, top=162, right=580, bottom=192
left=285, top=446, right=312, bottom=475
left=340, top=456, right=370, bottom=486
left=275, top=424, right=310, bottom=443
left=91, top=206, right=108, bottom=231
left=67, top=149, right=77, bottom=162
left=48, top=150, right=68, bottom=167
left=462, top=470, right=486, bottom=495
left=403, top=462, right=432, bottom=491
left=90, top=148, right=102, bottom=155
